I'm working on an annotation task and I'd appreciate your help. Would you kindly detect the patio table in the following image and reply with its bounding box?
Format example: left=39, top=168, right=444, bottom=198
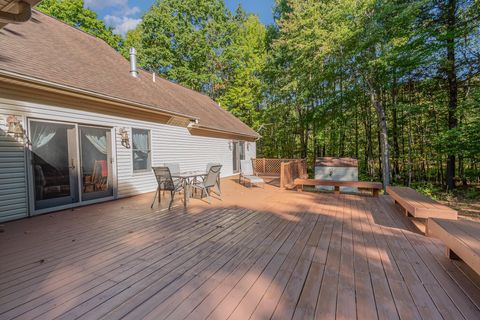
left=172, top=170, right=207, bottom=207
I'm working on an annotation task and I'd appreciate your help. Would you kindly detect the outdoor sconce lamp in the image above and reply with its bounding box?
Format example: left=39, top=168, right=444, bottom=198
left=247, top=142, right=250, bottom=151
left=119, top=128, right=130, bottom=148
left=228, top=140, right=233, bottom=150
left=6, top=115, right=26, bottom=143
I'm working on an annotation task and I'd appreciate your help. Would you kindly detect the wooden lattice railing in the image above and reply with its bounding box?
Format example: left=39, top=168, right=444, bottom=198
left=252, top=158, right=297, bottom=176
left=280, top=159, right=308, bottom=189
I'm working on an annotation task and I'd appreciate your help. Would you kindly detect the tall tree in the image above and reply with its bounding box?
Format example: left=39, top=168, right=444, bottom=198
left=217, top=8, right=267, bottom=127
left=419, top=0, right=480, bottom=189
left=37, top=0, right=122, bottom=50
left=137, top=0, right=232, bottom=97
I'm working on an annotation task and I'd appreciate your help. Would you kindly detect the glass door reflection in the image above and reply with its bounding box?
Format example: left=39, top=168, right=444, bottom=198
left=79, top=126, right=113, bottom=201
left=31, top=120, right=79, bottom=210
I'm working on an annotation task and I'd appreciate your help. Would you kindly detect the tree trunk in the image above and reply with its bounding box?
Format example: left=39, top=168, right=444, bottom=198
left=445, top=0, right=458, bottom=190
left=363, top=100, right=373, bottom=177
left=408, top=119, right=413, bottom=186
left=355, top=104, right=359, bottom=160
left=391, top=76, right=400, bottom=183
left=371, top=90, right=391, bottom=189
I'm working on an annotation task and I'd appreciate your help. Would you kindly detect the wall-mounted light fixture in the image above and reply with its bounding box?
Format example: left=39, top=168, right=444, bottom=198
left=246, top=142, right=250, bottom=151
left=119, top=128, right=130, bottom=148
left=6, top=115, right=24, bottom=138
left=4, top=115, right=28, bottom=145
left=228, top=140, right=233, bottom=150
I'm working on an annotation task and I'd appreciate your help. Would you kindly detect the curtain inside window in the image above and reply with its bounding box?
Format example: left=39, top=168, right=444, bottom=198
left=132, top=131, right=148, bottom=151
left=132, top=130, right=149, bottom=170
left=85, top=133, right=107, bottom=154
left=31, top=123, right=57, bottom=150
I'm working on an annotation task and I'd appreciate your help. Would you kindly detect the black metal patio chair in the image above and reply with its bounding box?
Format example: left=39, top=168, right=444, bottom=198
left=151, top=166, right=184, bottom=210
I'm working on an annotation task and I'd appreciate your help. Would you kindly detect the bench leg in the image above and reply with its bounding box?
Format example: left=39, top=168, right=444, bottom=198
left=334, top=186, right=340, bottom=195
left=445, top=248, right=460, bottom=260
left=373, top=189, right=379, bottom=197
left=297, top=185, right=303, bottom=192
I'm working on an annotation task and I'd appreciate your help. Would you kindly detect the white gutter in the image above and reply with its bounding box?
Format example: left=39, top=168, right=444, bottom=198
left=190, top=123, right=260, bottom=141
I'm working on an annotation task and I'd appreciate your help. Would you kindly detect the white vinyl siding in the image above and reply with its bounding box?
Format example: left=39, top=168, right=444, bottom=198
left=0, top=114, right=28, bottom=222
left=0, top=97, right=256, bottom=219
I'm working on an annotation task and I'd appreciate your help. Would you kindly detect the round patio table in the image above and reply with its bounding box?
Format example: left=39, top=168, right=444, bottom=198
left=171, top=170, right=207, bottom=207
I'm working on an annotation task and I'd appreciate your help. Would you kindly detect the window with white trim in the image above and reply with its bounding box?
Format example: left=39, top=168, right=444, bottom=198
left=132, top=128, right=151, bottom=172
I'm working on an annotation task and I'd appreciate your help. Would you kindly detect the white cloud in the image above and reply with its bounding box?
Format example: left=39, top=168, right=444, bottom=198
left=85, top=0, right=129, bottom=10
left=104, top=15, right=141, bottom=36
left=84, top=0, right=141, bottom=37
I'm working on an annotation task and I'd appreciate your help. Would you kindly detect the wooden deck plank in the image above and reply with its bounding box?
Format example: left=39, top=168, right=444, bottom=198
left=0, top=208, right=242, bottom=313
left=314, top=195, right=344, bottom=320
left=247, top=210, right=320, bottom=320
left=360, top=196, right=423, bottom=320
left=349, top=195, right=378, bottom=320
left=2, top=208, right=256, bottom=319
left=0, top=177, right=478, bottom=320
left=167, top=210, right=309, bottom=320
left=380, top=198, right=480, bottom=319
left=0, top=208, right=233, bottom=302
left=0, top=206, right=225, bottom=282
left=335, top=195, right=357, bottom=320
left=107, top=206, right=291, bottom=320
left=51, top=209, right=266, bottom=320
left=141, top=209, right=300, bottom=320
left=375, top=196, right=478, bottom=320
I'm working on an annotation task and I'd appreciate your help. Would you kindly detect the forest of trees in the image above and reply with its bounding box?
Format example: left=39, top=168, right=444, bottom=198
left=38, top=0, right=480, bottom=192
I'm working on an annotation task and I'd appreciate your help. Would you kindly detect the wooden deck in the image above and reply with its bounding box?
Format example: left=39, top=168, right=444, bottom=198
left=1, top=177, right=479, bottom=320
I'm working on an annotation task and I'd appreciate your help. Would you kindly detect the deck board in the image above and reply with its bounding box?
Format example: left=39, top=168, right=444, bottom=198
left=0, top=177, right=479, bottom=320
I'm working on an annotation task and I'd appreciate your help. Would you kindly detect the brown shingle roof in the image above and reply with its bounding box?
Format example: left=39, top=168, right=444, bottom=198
left=0, top=10, right=259, bottom=139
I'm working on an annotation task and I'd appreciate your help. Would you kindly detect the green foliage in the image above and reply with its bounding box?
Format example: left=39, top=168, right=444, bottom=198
left=37, top=0, right=122, bottom=50
left=258, top=0, right=480, bottom=187
left=217, top=12, right=267, bottom=127
left=136, top=0, right=232, bottom=96
left=127, top=2, right=266, bottom=128
left=121, top=27, right=142, bottom=59
left=464, top=187, right=480, bottom=200
left=38, top=0, right=480, bottom=188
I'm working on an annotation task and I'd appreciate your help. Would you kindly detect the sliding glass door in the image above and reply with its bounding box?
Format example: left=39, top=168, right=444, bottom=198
left=31, top=120, right=79, bottom=210
left=29, top=120, right=114, bottom=212
left=79, top=126, right=113, bottom=201
left=232, top=141, right=245, bottom=173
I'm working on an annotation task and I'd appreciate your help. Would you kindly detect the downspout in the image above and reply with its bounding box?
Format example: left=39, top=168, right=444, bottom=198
left=0, top=1, right=31, bottom=24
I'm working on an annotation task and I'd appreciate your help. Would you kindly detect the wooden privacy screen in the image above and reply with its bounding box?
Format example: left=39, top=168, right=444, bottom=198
left=252, top=158, right=297, bottom=176
left=280, top=159, right=307, bottom=189
left=251, top=158, right=307, bottom=188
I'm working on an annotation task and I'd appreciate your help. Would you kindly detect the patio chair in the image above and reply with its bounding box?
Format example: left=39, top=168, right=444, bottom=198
left=191, top=164, right=222, bottom=204
left=240, top=159, right=265, bottom=188
left=151, top=166, right=184, bottom=210
left=205, top=162, right=221, bottom=195
left=164, top=162, right=180, bottom=175
left=164, top=162, right=182, bottom=185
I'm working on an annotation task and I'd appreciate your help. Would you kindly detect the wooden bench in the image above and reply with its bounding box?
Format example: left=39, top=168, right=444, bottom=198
left=387, top=186, right=457, bottom=220
left=427, top=218, right=480, bottom=275
left=294, top=179, right=383, bottom=196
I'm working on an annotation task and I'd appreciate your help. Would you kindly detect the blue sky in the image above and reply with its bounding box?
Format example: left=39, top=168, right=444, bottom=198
left=84, top=0, right=275, bottom=37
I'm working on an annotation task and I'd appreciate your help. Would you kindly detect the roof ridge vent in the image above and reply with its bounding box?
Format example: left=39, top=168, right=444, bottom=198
left=129, top=47, right=138, bottom=78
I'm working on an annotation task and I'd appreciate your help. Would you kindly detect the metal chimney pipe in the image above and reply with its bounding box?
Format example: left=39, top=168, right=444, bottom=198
left=129, top=47, right=138, bottom=78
